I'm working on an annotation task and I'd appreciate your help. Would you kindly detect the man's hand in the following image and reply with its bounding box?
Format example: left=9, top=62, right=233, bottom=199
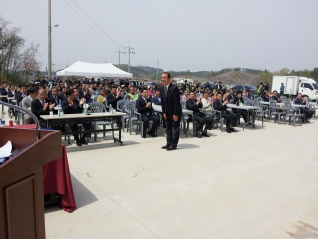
left=79, top=98, right=85, bottom=105
left=198, top=97, right=202, bottom=103
left=146, top=102, right=152, bottom=108
left=43, top=103, right=49, bottom=110
left=49, top=102, right=55, bottom=110
left=116, top=91, right=121, bottom=97
left=223, top=100, right=228, bottom=106
left=173, top=115, right=178, bottom=122
left=163, top=113, right=167, bottom=120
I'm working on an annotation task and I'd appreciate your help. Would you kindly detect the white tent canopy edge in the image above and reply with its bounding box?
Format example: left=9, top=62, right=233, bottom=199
left=56, top=61, right=133, bottom=78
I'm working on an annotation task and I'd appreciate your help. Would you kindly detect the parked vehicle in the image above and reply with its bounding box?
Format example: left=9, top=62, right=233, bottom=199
left=232, top=85, right=257, bottom=95
left=200, top=82, right=215, bottom=90
left=147, top=81, right=157, bottom=89
left=271, top=76, right=318, bottom=100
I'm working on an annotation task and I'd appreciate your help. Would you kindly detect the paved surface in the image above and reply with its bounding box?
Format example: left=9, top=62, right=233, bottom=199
left=1, top=106, right=318, bottom=238
left=41, top=115, right=318, bottom=239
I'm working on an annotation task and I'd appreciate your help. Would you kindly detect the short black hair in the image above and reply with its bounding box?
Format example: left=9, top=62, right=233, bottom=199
left=27, top=87, right=38, bottom=95
left=65, top=89, right=74, bottom=97
left=162, top=72, right=171, bottom=78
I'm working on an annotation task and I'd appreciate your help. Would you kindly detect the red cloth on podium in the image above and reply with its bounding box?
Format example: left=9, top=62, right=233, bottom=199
left=42, top=145, right=77, bottom=212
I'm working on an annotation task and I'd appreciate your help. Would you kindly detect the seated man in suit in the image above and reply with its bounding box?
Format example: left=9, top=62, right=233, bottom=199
left=31, top=89, right=55, bottom=127
left=294, top=93, right=314, bottom=123
left=22, top=87, right=38, bottom=124
left=186, top=92, right=213, bottom=138
left=62, top=89, right=92, bottom=146
left=107, top=86, right=122, bottom=110
left=136, top=88, right=160, bottom=138
left=213, top=92, right=237, bottom=133
left=48, top=86, right=63, bottom=106
left=233, top=91, right=248, bottom=124
left=152, top=88, right=166, bottom=128
left=15, top=85, right=28, bottom=106
left=226, top=88, right=235, bottom=102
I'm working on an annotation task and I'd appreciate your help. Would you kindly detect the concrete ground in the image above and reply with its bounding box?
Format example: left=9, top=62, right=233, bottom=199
left=40, top=115, right=318, bottom=239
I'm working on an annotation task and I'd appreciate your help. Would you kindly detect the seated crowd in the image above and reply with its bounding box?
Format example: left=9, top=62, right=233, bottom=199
left=0, top=77, right=315, bottom=146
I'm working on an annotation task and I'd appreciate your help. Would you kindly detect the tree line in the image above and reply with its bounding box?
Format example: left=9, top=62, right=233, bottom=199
left=0, top=15, right=41, bottom=84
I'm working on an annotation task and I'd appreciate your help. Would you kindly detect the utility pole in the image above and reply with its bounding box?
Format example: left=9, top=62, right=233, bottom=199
left=124, top=42, right=135, bottom=73
left=156, top=60, right=159, bottom=82
left=48, top=0, right=51, bottom=81
left=115, top=47, right=126, bottom=66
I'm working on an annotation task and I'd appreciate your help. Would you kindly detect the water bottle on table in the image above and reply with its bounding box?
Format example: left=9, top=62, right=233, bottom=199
left=1, top=114, right=5, bottom=127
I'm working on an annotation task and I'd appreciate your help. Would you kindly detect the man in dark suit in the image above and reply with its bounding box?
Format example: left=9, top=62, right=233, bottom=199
left=136, top=88, right=160, bottom=138
left=226, top=88, right=235, bottom=102
left=152, top=88, right=166, bottom=128
left=186, top=92, right=213, bottom=138
left=62, top=89, right=91, bottom=146
left=160, top=72, right=182, bottom=151
left=48, top=87, right=63, bottom=106
left=213, top=92, right=237, bottom=133
left=215, top=81, right=223, bottom=91
left=295, top=93, right=314, bottom=123
left=107, top=86, right=122, bottom=110
left=31, top=89, right=55, bottom=127
left=15, top=85, right=28, bottom=106
left=0, top=82, right=8, bottom=103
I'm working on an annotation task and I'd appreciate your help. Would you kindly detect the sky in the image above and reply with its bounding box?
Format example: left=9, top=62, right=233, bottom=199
left=1, top=0, right=318, bottom=73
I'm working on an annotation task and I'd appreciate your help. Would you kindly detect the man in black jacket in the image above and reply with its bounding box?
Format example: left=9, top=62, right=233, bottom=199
left=31, top=89, right=55, bottom=127
left=15, top=85, right=28, bottom=106
left=136, top=88, right=160, bottom=138
left=186, top=92, right=212, bottom=138
left=294, top=93, right=314, bottom=123
left=62, top=89, right=92, bottom=146
left=213, top=92, right=237, bottom=133
left=160, top=72, right=182, bottom=151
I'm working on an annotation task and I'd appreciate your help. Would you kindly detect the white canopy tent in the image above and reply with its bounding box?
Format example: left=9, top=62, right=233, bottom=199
left=56, top=61, right=133, bottom=78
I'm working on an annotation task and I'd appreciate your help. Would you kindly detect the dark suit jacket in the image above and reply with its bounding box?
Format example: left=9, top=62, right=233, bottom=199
left=0, top=87, right=8, bottom=102
left=48, top=95, right=63, bottom=106
left=31, top=98, right=51, bottom=123
left=15, top=91, right=27, bottom=106
left=233, top=96, right=244, bottom=106
left=107, top=93, right=122, bottom=109
left=7, top=90, right=15, bottom=97
left=226, top=94, right=235, bottom=102
left=186, top=98, right=202, bottom=116
left=62, top=99, right=83, bottom=114
left=152, top=96, right=161, bottom=105
left=294, top=98, right=306, bottom=105
left=136, top=96, right=154, bottom=116
left=160, top=83, right=182, bottom=118
left=213, top=99, right=228, bottom=111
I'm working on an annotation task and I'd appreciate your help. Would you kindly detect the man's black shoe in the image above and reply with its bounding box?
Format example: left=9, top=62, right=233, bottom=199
left=161, top=144, right=170, bottom=149
left=202, top=132, right=210, bottom=137
left=306, top=120, right=310, bottom=123
left=166, top=146, right=177, bottom=151
left=230, top=127, right=237, bottom=132
left=226, top=128, right=231, bottom=133
left=163, top=123, right=166, bottom=128
left=76, top=140, right=82, bottom=146
left=196, top=132, right=202, bottom=138
left=142, top=135, right=147, bottom=138
left=81, top=138, right=88, bottom=145
left=148, top=131, right=157, bottom=137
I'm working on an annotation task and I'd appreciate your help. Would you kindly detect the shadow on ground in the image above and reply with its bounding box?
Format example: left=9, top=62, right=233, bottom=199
left=286, top=221, right=318, bottom=238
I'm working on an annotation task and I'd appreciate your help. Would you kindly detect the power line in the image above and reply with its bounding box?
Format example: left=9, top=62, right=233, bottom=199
left=124, top=43, right=135, bottom=73
left=62, top=0, right=118, bottom=49
left=70, top=0, right=122, bottom=47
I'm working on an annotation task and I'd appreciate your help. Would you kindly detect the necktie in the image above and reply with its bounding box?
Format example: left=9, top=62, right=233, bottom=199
left=54, top=97, right=58, bottom=104
left=42, top=101, right=45, bottom=106
left=165, top=86, right=168, bottom=96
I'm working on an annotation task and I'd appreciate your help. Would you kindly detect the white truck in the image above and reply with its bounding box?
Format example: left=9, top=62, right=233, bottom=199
left=271, top=75, right=318, bottom=101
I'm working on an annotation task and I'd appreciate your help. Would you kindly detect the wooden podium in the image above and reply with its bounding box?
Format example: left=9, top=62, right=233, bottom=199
left=0, top=128, right=62, bottom=239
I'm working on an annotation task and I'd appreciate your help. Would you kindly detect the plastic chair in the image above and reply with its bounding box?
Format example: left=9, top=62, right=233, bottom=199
left=269, top=100, right=285, bottom=124
left=212, top=105, right=224, bottom=132
left=124, top=101, right=138, bottom=134
left=284, top=101, right=302, bottom=127
left=180, top=101, right=197, bottom=137
left=244, top=99, right=253, bottom=106
left=116, top=99, right=129, bottom=132
left=134, top=109, right=157, bottom=138
left=90, top=102, right=114, bottom=140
